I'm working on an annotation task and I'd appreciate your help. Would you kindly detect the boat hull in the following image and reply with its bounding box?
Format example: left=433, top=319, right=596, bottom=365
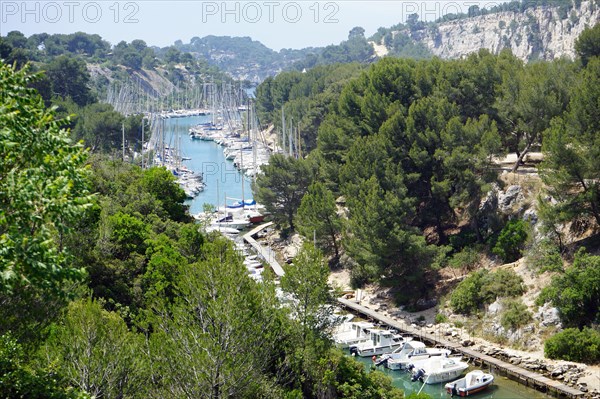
left=424, top=368, right=466, bottom=384
left=444, top=371, right=494, bottom=396
left=353, top=344, right=404, bottom=357
left=249, top=215, right=265, bottom=223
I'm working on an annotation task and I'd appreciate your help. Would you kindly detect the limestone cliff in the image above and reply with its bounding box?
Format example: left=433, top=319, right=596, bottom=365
left=398, top=1, right=600, bottom=61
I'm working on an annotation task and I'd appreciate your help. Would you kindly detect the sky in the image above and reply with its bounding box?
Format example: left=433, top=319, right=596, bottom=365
left=1, top=1, right=492, bottom=50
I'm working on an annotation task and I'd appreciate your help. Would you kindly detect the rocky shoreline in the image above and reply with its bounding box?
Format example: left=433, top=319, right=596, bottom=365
left=360, top=292, right=600, bottom=399
left=259, top=222, right=599, bottom=398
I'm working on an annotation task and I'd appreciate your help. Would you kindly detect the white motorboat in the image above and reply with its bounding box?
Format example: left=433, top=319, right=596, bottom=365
left=376, top=341, right=451, bottom=370
left=205, top=226, right=240, bottom=235
left=333, top=321, right=374, bottom=349
left=211, top=214, right=251, bottom=230
left=349, top=329, right=409, bottom=357
left=409, top=356, right=469, bottom=384
left=445, top=370, right=494, bottom=397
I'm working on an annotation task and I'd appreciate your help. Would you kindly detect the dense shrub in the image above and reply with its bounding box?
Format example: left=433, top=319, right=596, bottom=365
left=526, top=238, right=563, bottom=274
left=450, top=272, right=484, bottom=314
left=500, top=298, right=532, bottom=330
left=544, top=327, right=600, bottom=363
left=447, top=246, right=482, bottom=272
left=493, top=219, right=529, bottom=263
left=480, top=268, right=527, bottom=303
left=537, top=250, right=600, bottom=328
left=450, top=269, right=525, bottom=314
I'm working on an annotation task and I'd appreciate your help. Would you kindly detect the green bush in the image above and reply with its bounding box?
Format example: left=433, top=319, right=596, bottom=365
left=450, top=272, right=484, bottom=314
left=537, top=249, right=600, bottom=328
left=500, top=298, right=532, bottom=330
left=450, top=269, right=525, bottom=314
left=435, top=313, right=449, bottom=324
left=480, top=268, right=526, bottom=303
left=544, top=327, right=600, bottom=363
left=0, top=333, right=88, bottom=399
left=526, top=238, right=563, bottom=274
left=447, top=246, right=481, bottom=272
left=493, top=219, right=529, bottom=263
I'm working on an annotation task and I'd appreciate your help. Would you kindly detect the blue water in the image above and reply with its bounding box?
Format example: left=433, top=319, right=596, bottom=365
left=351, top=354, right=550, bottom=399
left=162, top=116, right=253, bottom=215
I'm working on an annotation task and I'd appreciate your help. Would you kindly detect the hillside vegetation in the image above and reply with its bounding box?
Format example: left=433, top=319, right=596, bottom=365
left=0, top=30, right=238, bottom=113
left=253, top=24, right=600, bottom=365
left=0, top=58, right=410, bottom=398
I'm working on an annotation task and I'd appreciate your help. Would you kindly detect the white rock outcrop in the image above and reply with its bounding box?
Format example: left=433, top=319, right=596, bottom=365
left=393, top=1, right=600, bottom=61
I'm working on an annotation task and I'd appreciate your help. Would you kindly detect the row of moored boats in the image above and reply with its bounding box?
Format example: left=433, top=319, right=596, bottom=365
left=189, top=122, right=271, bottom=178
left=332, top=320, right=494, bottom=396
left=194, top=199, right=266, bottom=236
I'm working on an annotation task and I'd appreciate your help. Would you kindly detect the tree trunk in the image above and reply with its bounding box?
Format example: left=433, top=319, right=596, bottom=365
left=511, top=141, right=532, bottom=173
left=212, top=375, right=220, bottom=399
left=326, top=217, right=340, bottom=263
left=577, top=176, right=600, bottom=227
left=288, top=210, right=295, bottom=231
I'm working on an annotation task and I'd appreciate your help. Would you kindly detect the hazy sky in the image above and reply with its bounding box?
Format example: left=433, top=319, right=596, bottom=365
left=1, top=1, right=491, bottom=50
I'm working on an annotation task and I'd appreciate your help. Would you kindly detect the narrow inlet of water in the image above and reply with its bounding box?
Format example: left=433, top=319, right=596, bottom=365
left=161, top=115, right=253, bottom=214
left=349, top=352, right=551, bottom=399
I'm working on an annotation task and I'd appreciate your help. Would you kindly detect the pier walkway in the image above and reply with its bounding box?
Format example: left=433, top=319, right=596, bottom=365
left=243, top=222, right=285, bottom=277
left=338, top=297, right=584, bottom=398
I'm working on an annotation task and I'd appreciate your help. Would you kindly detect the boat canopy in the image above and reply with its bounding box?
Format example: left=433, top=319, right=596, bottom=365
left=227, top=199, right=256, bottom=208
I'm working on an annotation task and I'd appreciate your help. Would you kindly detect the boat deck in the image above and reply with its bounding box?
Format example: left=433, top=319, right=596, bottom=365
left=243, top=222, right=285, bottom=277
left=338, top=297, right=584, bottom=398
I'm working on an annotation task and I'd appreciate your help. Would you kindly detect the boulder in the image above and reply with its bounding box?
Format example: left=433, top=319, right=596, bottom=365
left=498, top=185, right=523, bottom=212
left=488, top=300, right=503, bottom=315
left=415, top=298, right=437, bottom=310
left=551, top=365, right=569, bottom=377
left=510, top=357, right=522, bottom=365
left=536, top=303, right=562, bottom=327
left=523, top=208, right=538, bottom=224
left=479, top=186, right=498, bottom=213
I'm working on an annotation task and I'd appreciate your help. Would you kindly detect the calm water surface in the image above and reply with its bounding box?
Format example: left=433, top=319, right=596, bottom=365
left=350, top=353, right=551, bottom=399
left=162, top=115, right=252, bottom=214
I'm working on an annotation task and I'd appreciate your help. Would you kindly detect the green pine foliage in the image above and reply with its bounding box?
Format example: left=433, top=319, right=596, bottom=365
left=575, top=23, right=600, bottom=66
left=492, top=219, right=530, bottom=263
left=537, top=249, right=600, bottom=328
left=500, top=298, right=533, bottom=330
left=0, top=333, right=88, bottom=399
left=253, top=154, right=315, bottom=231
left=296, top=182, right=342, bottom=261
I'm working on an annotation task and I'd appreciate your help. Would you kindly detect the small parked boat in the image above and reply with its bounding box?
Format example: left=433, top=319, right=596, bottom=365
left=211, top=214, right=251, bottom=230
left=445, top=370, right=494, bottom=396
left=333, top=321, right=374, bottom=349
left=409, top=356, right=469, bottom=384
left=205, top=226, right=240, bottom=235
left=349, top=329, right=409, bottom=357
left=376, top=341, right=451, bottom=370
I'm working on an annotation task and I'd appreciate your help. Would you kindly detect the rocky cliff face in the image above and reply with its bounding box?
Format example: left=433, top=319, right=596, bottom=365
left=411, top=1, right=600, bottom=61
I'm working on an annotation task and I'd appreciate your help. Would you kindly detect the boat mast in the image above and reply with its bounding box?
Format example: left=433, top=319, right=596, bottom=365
left=141, top=116, right=144, bottom=169
left=288, top=117, right=293, bottom=157
left=122, top=122, right=125, bottom=162
left=297, top=120, right=301, bottom=159
left=281, top=106, right=286, bottom=154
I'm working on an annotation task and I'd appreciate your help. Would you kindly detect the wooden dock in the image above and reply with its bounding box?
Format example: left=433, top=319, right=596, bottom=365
left=243, top=222, right=285, bottom=277
left=337, top=297, right=585, bottom=398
